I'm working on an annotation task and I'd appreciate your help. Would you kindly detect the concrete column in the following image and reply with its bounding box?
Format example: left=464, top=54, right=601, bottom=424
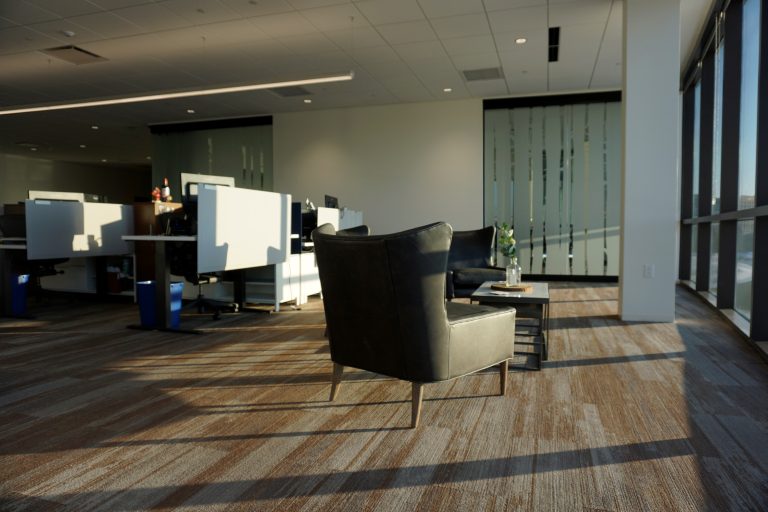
left=619, top=0, right=681, bottom=322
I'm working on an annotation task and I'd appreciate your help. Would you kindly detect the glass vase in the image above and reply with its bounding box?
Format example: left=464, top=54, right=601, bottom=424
left=506, top=257, right=521, bottom=286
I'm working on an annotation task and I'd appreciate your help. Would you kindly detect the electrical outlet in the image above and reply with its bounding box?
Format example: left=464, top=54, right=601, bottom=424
left=643, top=264, right=656, bottom=279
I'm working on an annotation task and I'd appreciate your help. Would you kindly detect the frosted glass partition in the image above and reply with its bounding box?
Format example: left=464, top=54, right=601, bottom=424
left=484, top=101, right=621, bottom=276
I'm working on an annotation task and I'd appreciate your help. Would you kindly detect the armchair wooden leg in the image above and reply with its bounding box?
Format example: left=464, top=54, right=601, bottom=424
left=411, top=382, right=424, bottom=428
left=329, top=363, right=343, bottom=401
left=499, top=359, right=508, bottom=395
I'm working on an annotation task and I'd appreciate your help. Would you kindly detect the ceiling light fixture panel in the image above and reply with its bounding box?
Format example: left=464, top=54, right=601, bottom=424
left=0, top=72, right=355, bottom=116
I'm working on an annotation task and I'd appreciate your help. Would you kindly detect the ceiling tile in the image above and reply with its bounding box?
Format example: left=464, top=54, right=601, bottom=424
left=377, top=20, right=435, bottom=45
left=363, top=59, right=414, bottom=81
left=346, top=44, right=400, bottom=63
left=464, top=78, right=508, bottom=97
left=451, top=52, right=501, bottom=71
left=25, top=0, right=104, bottom=18
left=67, top=12, right=144, bottom=39
left=549, top=0, right=612, bottom=27
left=111, top=4, right=192, bottom=33
left=354, top=0, right=424, bottom=25
left=161, top=0, right=241, bottom=25
left=23, top=19, right=104, bottom=46
left=300, top=3, right=368, bottom=32
left=431, top=13, right=490, bottom=39
left=87, top=0, right=161, bottom=9
left=416, top=0, right=484, bottom=18
left=219, top=0, right=295, bottom=18
left=0, top=26, right=62, bottom=55
left=288, top=0, right=351, bottom=8
left=324, top=26, right=387, bottom=50
left=484, top=0, right=546, bottom=10
left=158, top=19, right=271, bottom=51
left=442, top=35, right=496, bottom=57
left=0, top=1, right=60, bottom=25
left=278, top=33, right=340, bottom=54
left=392, top=40, right=446, bottom=62
left=248, top=11, right=320, bottom=37
left=487, top=6, right=547, bottom=34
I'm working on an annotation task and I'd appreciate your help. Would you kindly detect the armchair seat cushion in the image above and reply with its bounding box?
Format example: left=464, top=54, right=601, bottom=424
left=453, top=267, right=505, bottom=286
left=446, top=302, right=516, bottom=379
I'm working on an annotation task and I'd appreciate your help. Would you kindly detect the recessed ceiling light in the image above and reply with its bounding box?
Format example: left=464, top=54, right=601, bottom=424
left=79, top=144, right=86, bottom=148
left=91, top=125, right=99, bottom=130
left=186, top=108, right=195, bottom=114
left=101, top=158, right=107, bottom=162
left=303, top=99, right=312, bottom=104
left=146, top=156, right=152, bottom=160
left=61, top=30, right=76, bottom=38
left=443, top=87, right=453, bottom=93
left=30, top=147, right=38, bottom=151
left=515, top=37, right=527, bottom=44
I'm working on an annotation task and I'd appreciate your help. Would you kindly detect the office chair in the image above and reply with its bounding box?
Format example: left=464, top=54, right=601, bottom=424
left=166, top=225, right=238, bottom=321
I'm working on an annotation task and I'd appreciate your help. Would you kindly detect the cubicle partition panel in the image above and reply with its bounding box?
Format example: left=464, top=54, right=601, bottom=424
left=196, top=185, right=290, bottom=273
left=317, top=207, right=364, bottom=231
left=24, top=200, right=133, bottom=260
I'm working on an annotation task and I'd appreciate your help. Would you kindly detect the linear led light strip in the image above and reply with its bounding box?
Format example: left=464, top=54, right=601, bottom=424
left=0, top=71, right=354, bottom=116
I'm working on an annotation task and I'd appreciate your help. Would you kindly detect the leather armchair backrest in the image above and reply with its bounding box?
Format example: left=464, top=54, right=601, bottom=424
left=312, top=222, right=452, bottom=382
left=447, top=225, right=496, bottom=270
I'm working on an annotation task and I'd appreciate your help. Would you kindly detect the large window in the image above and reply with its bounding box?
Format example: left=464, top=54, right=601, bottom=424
left=712, top=43, right=724, bottom=214
left=735, top=220, right=754, bottom=320
left=738, top=0, right=760, bottom=210
left=692, top=82, right=701, bottom=217
left=680, top=0, right=764, bottom=340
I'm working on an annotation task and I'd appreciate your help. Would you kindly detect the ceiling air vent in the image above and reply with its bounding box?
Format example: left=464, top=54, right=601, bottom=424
left=548, top=27, right=560, bottom=62
left=267, top=86, right=312, bottom=98
left=461, top=67, right=504, bottom=82
left=40, top=45, right=106, bottom=65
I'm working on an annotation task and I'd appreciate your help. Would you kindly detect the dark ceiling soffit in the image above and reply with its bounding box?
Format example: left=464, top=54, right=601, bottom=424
left=483, top=91, right=622, bottom=110
left=149, top=115, right=273, bottom=134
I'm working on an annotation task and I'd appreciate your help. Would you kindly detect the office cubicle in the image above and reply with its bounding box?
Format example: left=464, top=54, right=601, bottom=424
left=24, top=199, right=133, bottom=293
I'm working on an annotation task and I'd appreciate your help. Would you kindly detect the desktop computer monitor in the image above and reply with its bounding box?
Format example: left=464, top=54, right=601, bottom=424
left=180, top=173, right=236, bottom=202
left=324, top=194, right=339, bottom=209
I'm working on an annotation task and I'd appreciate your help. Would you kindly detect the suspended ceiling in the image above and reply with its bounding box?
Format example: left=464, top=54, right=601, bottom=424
left=0, top=0, right=709, bottom=166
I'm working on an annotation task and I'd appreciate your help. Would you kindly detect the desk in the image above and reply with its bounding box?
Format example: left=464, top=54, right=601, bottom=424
left=471, top=281, right=550, bottom=370
left=0, top=238, right=28, bottom=316
left=123, top=235, right=196, bottom=331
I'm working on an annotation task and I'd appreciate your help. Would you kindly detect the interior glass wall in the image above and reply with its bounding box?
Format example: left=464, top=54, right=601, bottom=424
left=484, top=98, right=621, bottom=276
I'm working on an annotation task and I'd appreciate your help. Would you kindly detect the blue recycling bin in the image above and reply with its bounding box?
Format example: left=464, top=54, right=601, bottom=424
left=10, top=274, right=30, bottom=317
left=136, top=280, right=183, bottom=329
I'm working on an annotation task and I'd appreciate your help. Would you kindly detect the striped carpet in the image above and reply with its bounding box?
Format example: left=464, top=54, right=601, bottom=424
left=0, top=284, right=766, bottom=511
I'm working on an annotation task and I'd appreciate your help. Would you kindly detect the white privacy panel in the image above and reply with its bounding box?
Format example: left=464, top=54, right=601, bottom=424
left=25, top=200, right=133, bottom=260
left=197, top=185, right=290, bottom=273
left=484, top=99, right=621, bottom=276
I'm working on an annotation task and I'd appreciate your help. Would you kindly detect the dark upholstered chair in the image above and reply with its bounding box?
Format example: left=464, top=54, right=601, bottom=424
left=167, top=241, right=238, bottom=320
left=337, top=224, right=371, bottom=236
left=312, top=222, right=516, bottom=428
left=446, top=225, right=505, bottom=299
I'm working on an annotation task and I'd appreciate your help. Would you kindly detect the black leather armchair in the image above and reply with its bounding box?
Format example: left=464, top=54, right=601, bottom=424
left=446, top=225, right=505, bottom=299
left=312, top=222, right=515, bottom=428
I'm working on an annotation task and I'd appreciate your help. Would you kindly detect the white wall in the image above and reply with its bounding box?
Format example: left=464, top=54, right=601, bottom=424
left=620, top=0, right=681, bottom=322
left=273, top=99, right=484, bottom=235
left=0, top=153, right=150, bottom=206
